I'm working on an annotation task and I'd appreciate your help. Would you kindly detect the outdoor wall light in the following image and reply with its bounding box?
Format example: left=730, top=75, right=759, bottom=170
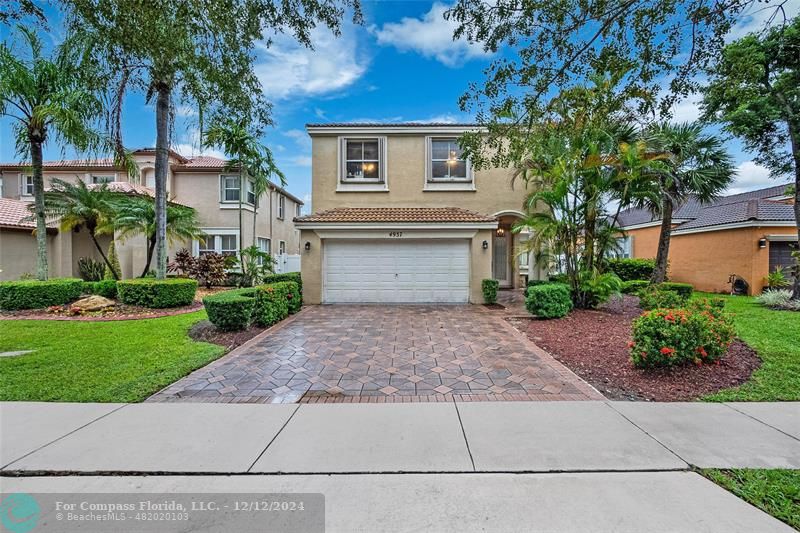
left=482, top=240, right=489, bottom=250
left=496, top=228, right=505, bottom=237
left=304, top=241, right=311, bottom=251
left=758, top=238, right=767, bottom=249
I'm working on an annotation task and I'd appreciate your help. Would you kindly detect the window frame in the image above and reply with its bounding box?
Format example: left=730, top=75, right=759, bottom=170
left=21, top=175, right=34, bottom=196
left=246, top=178, right=256, bottom=206
left=219, top=175, right=241, bottom=203
left=424, top=137, right=474, bottom=191
left=278, top=194, right=285, bottom=219
left=337, top=136, right=388, bottom=191
left=91, top=174, right=116, bottom=184
left=194, top=229, right=239, bottom=257
left=279, top=240, right=286, bottom=255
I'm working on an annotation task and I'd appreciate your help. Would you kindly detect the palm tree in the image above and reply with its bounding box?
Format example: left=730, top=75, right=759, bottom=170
left=113, top=195, right=204, bottom=277
left=0, top=27, right=107, bottom=280
left=43, top=179, right=119, bottom=279
left=251, top=154, right=285, bottom=247
left=640, top=123, right=735, bottom=283
left=203, top=118, right=284, bottom=252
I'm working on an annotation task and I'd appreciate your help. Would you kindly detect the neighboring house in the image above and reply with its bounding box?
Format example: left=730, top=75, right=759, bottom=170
left=616, top=183, right=797, bottom=294
left=0, top=149, right=303, bottom=281
left=295, top=122, right=538, bottom=304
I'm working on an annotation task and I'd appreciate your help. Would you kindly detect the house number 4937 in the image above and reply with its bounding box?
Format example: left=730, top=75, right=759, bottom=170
left=388, top=231, right=403, bottom=238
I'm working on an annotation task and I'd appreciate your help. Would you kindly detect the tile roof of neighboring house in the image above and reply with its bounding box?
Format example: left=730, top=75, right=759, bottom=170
left=0, top=198, right=57, bottom=230
left=305, top=122, right=480, bottom=128
left=174, top=155, right=228, bottom=168
left=676, top=199, right=796, bottom=231
left=295, top=207, right=498, bottom=224
left=0, top=158, right=117, bottom=169
left=616, top=183, right=794, bottom=229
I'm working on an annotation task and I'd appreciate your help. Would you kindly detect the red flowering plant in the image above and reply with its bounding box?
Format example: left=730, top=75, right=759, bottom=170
left=629, top=299, right=735, bottom=369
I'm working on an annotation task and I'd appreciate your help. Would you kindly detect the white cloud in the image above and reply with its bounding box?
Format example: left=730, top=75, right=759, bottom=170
left=372, top=3, right=491, bottom=67
left=291, top=156, right=312, bottom=167
left=411, top=113, right=461, bottom=123
left=727, top=0, right=800, bottom=41
left=171, top=124, right=225, bottom=159
left=255, top=25, right=367, bottom=100
left=668, top=94, right=703, bottom=124
left=726, top=160, right=776, bottom=194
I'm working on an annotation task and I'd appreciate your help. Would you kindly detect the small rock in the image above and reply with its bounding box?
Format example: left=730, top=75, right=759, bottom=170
left=72, top=295, right=115, bottom=312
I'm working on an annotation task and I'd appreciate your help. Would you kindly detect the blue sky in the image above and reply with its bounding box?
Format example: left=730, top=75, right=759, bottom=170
left=2, top=0, right=797, bottom=208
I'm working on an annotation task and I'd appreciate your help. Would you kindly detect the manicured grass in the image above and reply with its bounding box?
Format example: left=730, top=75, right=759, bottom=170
left=0, top=311, right=224, bottom=402
left=695, top=293, right=800, bottom=402
left=703, top=469, right=800, bottom=530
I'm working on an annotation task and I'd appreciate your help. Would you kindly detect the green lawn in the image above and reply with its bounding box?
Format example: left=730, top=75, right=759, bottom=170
left=695, top=293, right=800, bottom=402
left=0, top=311, right=224, bottom=402
left=703, top=469, right=800, bottom=530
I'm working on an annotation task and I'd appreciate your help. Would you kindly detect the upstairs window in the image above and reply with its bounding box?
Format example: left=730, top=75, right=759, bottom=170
left=246, top=178, right=256, bottom=205
left=428, top=138, right=470, bottom=182
left=91, top=175, right=115, bottom=184
left=338, top=137, right=387, bottom=190
left=278, top=194, right=285, bottom=219
left=296, top=204, right=302, bottom=217
left=220, top=175, right=240, bottom=203
left=22, top=175, right=34, bottom=196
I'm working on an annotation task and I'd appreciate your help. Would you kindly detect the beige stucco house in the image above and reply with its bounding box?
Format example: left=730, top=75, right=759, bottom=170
left=0, top=149, right=303, bottom=281
left=295, top=123, right=538, bottom=304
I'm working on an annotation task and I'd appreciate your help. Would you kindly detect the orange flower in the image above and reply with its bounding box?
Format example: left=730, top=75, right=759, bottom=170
left=660, top=347, right=674, bottom=355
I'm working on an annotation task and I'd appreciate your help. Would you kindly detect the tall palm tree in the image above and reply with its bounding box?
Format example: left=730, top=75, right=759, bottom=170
left=113, top=196, right=204, bottom=277
left=43, top=179, right=119, bottom=279
left=203, top=118, right=284, bottom=252
left=641, top=123, right=735, bottom=283
left=0, top=27, right=108, bottom=280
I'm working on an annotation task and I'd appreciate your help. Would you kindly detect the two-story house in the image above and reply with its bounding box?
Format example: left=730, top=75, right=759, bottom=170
left=0, top=149, right=303, bottom=280
left=295, top=123, right=538, bottom=304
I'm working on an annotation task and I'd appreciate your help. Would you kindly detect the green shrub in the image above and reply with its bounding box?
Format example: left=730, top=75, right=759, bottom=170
left=621, top=280, right=650, bottom=294
left=77, top=257, right=105, bottom=281
left=117, top=278, right=197, bottom=308
left=526, top=279, right=552, bottom=288
left=0, top=278, right=84, bottom=310
left=607, top=258, right=656, bottom=281
left=578, top=271, right=622, bottom=308
left=630, top=300, right=736, bottom=368
left=548, top=273, right=569, bottom=284
left=252, top=281, right=292, bottom=326
left=283, top=281, right=301, bottom=314
left=659, top=282, right=694, bottom=298
left=526, top=283, right=573, bottom=319
left=638, top=286, right=688, bottom=310
left=203, top=288, right=257, bottom=331
left=482, top=279, right=499, bottom=304
left=82, top=279, right=118, bottom=299
left=104, top=240, right=122, bottom=280
left=262, top=272, right=303, bottom=296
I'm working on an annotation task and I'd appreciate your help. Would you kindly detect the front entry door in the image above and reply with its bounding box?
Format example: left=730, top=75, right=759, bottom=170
left=493, top=229, right=512, bottom=287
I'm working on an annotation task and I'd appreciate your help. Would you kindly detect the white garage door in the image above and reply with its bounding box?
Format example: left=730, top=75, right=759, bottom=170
left=324, top=239, right=470, bottom=303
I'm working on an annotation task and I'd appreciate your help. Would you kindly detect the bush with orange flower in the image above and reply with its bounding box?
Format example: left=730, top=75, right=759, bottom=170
left=629, top=298, right=735, bottom=368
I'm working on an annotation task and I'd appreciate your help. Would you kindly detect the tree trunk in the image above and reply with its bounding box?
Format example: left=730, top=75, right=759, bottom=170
left=154, top=81, right=171, bottom=279
left=651, top=195, right=673, bottom=284
left=30, top=139, right=48, bottom=281
left=88, top=230, right=118, bottom=280
left=141, top=237, right=157, bottom=277
left=787, top=119, right=800, bottom=300
left=238, top=170, right=244, bottom=252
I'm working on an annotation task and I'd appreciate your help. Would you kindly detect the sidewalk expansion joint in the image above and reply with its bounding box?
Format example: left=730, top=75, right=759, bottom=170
left=451, top=398, right=476, bottom=472
left=603, top=402, right=689, bottom=467
left=723, top=403, right=800, bottom=443
left=246, top=403, right=301, bottom=472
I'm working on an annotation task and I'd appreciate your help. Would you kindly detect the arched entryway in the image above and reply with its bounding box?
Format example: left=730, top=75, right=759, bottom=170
left=492, top=210, right=538, bottom=289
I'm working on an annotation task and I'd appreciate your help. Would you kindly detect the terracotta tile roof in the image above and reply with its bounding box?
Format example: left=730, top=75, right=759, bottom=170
left=295, top=207, right=498, bottom=224
left=175, top=155, right=228, bottom=168
left=306, top=122, right=480, bottom=128
left=0, top=158, right=116, bottom=169
left=0, top=198, right=56, bottom=229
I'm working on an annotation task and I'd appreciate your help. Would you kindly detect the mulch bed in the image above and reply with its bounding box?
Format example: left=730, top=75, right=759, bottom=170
left=0, top=301, right=204, bottom=321
left=188, top=320, right=267, bottom=351
left=510, top=295, right=762, bottom=401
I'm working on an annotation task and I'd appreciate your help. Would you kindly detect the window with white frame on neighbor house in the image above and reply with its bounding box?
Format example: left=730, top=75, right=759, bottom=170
left=22, top=175, right=34, bottom=196
left=342, top=138, right=383, bottom=182
left=198, top=233, right=238, bottom=257
left=278, top=194, right=285, bottom=219
left=428, top=138, right=471, bottom=182
left=279, top=240, right=286, bottom=255
left=246, top=178, right=256, bottom=205
left=295, top=203, right=302, bottom=217
left=220, top=175, right=240, bottom=203
left=91, top=175, right=115, bottom=184
left=257, top=237, right=271, bottom=265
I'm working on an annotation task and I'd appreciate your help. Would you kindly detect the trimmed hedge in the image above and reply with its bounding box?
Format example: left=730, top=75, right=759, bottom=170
left=284, top=281, right=301, bottom=314
left=525, top=283, right=573, bottom=319
left=638, top=286, right=688, bottom=310
left=482, top=279, right=499, bottom=304
left=621, top=280, right=651, bottom=295
left=82, top=279, right=118, bottom=299
left=659, top=282, right=694, bottom=299
left=526, top=279, right=552, bottom=287
left=253, top=281, right=293, bottom=326
left=607, top=258, right=656, bottom=281
left=117, top=278, right=198, bottom=308
left=262, top=272, right=302, bottom=296
left=203, top=288, right=257, bottom=331
left=0, top=278, right=84, bottom=310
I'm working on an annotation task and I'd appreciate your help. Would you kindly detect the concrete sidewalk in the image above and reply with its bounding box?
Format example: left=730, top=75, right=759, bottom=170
left=2, top=401, right=798, bottom=473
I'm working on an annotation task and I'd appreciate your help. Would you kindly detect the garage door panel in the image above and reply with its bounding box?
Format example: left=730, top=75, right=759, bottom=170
left=324, top=240, right=470, bottom=303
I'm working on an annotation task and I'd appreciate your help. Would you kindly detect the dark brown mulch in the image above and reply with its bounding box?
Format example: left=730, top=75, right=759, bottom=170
left=188, top=320, right=267, bottom=351
left=0, top=301, right=204, bottom=321
left=510, top=295, right=762, bottom=401
left=483, top=303, right=506, bottom=310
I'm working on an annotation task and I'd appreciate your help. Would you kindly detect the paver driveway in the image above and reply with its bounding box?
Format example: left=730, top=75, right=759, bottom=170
left=149, top=305, right=601, bottom=403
